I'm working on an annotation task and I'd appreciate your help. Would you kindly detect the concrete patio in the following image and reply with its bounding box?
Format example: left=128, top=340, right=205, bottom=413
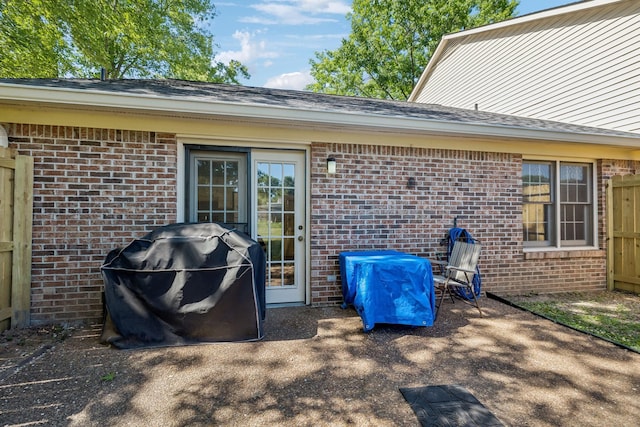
left=1, top=297, right=638, bottom=426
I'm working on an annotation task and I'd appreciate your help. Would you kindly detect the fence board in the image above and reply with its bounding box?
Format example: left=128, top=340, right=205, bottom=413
left=608, top=175, right=640, bottom=294
left=0, top=149, right=14, bottom=329
left=11, top=155, right=33, bottom=327
left=0, top=147, right=33, bottom=330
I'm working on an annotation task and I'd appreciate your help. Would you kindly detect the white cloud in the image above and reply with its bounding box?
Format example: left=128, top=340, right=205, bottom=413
left=243, top=1, right=350, bottom=25
left=217, top=30, right=279, bottom=67
left=264, top=71, right=314, bottom=90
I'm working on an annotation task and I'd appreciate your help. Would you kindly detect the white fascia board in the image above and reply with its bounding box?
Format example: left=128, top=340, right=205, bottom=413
left=1, top=82, right=639, bottom=148
left=408, top=37, right=450, bottom=101
left=445, top=0, right=624, bottom=39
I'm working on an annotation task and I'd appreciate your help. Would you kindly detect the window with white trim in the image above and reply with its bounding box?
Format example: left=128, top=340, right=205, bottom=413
left=522, top=160, right=594, bottom=248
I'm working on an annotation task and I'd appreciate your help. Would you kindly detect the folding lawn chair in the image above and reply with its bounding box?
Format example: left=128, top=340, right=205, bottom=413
left=431, top=241, right=482, bottom=318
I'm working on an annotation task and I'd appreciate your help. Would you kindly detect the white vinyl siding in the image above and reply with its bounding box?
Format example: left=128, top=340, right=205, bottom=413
left=415, top=0, right=640, bottom=133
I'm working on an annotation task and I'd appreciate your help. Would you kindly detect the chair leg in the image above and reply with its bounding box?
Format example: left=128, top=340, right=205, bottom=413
left=435, top=284, right=450, bottom=319
left=468, top=288, right=483, bottom=317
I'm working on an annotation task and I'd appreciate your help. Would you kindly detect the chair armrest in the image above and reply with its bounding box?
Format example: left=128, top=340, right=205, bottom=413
left=430, top=260, right=447, bottom=266
left=445, top=265, right=476, bottom=274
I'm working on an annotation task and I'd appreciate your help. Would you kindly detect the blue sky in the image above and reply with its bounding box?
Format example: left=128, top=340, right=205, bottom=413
left=212, top=0, right=574, bottom=89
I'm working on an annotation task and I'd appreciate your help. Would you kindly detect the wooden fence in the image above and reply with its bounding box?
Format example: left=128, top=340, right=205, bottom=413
left=0, top=147, right=34, bottom=332
left=607, top=174, right=640, bottom=294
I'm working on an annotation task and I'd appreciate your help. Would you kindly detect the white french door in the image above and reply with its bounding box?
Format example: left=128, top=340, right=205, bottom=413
left=252, top=150, right=306, bottom=304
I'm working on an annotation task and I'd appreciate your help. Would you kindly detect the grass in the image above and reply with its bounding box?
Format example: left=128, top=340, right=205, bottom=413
left=508, top=291, right=640, bottom=352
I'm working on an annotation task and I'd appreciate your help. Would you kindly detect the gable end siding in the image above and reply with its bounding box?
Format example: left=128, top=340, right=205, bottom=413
left=415, top=1, right=640, bottom=133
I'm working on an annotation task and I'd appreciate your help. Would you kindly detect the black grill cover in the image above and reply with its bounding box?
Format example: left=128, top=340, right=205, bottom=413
left=100, top=223, right=266, bottom=349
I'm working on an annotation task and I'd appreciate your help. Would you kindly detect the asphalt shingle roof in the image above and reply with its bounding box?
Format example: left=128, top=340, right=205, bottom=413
left=1, top=78, right=639, bottom=140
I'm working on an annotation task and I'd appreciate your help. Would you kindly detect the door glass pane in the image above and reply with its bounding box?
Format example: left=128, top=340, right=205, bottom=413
left=270, top=163, right=283, bottom=181
left=283, top=164, right=295, bottom=186
left=257, top=163, right=269, bottom=186
left=283, top=263, right=294, bottom=286
left=284, top=188, right=295, bottom=211
left=269, top=265, right=282, bottom=288
left=283, top=237, right=295, bottom=260
left=270, top=238, right=282, bottom=261
left=283, top=213, right=295, bottom=236
left=270, top=188, right=282, bottom=205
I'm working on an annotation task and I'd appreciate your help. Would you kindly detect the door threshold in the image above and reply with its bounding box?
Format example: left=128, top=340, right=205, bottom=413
left=267, top=302, right=306, bottom=309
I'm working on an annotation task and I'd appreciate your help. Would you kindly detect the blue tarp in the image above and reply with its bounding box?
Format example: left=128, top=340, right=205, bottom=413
left=339, top=251, right=435, bottom=331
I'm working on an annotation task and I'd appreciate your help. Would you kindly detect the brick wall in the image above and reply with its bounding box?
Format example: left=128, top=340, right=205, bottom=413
left=310, top=143, right=640, bottom=304
left=5, top=122, right=640, bottom=323
left=6, top=124, right=178, bottom=324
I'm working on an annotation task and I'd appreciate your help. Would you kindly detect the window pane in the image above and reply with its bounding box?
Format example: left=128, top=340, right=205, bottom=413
left=226, top=162, right=238, bottom=185
left=197, top=160, right=210, bottom=185
left=560, top=164, right=589, bottom=203
left=212, top=187, right=224, bottom=210
left=197, top=187, right=210, bottom=210
left=212, top=161, right=225, bottom=185
left=226, top=211, right=238, bottom=223
left=523, top=162, right=552, bottom=203
left=225, top=188, right=238, bottom=210
left=561, top=204, right=590, bottom=244
left=523, top=203, right=553, bottom=243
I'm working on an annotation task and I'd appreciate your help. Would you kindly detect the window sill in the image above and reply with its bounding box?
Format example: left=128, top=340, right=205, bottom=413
left=523, top=249, right=605, bottom=260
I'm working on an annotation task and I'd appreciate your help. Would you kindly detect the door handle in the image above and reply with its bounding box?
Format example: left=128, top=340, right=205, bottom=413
left=297, top=236, right=303, bottom=241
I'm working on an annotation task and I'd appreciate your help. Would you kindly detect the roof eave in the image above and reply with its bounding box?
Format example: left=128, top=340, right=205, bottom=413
left=1, top=82, right=639, bottom=148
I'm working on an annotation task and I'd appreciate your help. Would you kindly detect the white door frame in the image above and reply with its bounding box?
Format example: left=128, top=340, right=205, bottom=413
left=252, top=149, right=307, bottom=305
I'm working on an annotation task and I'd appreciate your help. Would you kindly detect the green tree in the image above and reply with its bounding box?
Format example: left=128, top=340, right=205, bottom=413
left=307, top=0, right=518, bottom=100
left=0, top=0, right=249, bottom=82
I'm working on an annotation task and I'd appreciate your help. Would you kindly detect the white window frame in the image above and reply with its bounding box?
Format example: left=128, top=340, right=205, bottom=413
left=523, top=158, right=598, bottom=251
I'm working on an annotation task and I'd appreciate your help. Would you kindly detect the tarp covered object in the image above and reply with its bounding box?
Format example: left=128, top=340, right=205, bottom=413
left=100, top=223, right=266, bottom=349
left=339, top=251, right=435, bottom=331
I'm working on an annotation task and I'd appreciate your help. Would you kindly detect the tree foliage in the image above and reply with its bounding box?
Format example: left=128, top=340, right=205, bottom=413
left=307, top=0, right=518, bottom=100
left=0, top=0, right=248, bottom=82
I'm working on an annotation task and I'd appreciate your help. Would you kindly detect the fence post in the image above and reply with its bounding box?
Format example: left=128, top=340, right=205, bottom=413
left=11, top=154, right=33, bottom=328
left=606, top=178, right=614, bottom=291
